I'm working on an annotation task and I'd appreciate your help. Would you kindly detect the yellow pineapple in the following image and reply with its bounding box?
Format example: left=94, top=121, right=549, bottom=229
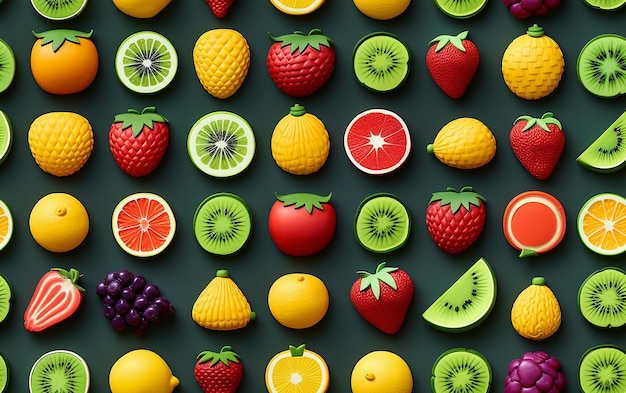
left=193, top=29, right=250, bottom=99
left=510, top=277, right=561, bottom=340
left=427, top=117, right=496, bottom=169
left=192, top=269, right=255, bottom=331
left=28, top=112, right=94, bottom=177
left=502, top=24, right=564, bottom=100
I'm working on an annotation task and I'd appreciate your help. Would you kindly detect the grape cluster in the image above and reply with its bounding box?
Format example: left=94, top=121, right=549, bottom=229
left=96, top=270, right=175, bottom=335
left=504, top=0, right=560, bottom=18
left=505, top=351, right=566, bottom=393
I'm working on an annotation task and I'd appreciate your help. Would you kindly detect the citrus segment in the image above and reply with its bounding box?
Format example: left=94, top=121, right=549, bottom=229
left=0, top=111, right=12, bottom=165
left=0, top=199, right=12, bottom=252
left=112, top=193, right=175, bottom=257
left=265, top=344, right=329, bottom=393
left=577, top=193, right=626, bottom=256
left=269, top=0, right=325, bottom=14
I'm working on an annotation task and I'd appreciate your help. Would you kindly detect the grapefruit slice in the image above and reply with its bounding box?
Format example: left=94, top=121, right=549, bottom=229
left=344, top=109, right=411, bottom=175
left=112, top=192, right=176, bottom=257
left=503, top=191, right=566, bottom=258
left=265, top=344, right=329, bottom=393
left=0, top=198, right=12, bottom=252
left=577, top=193, right=626, bottom=256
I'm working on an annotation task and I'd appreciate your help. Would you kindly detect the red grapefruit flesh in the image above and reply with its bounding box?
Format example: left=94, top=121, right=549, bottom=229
left=503, top=191, right=566, bottom=258
left=344, top=109, right=411, bottom=175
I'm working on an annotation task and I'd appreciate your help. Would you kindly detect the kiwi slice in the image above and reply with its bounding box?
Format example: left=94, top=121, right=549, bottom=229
left=422, top=257, right=497, bottom=332
left=577, top=34, right=626, bottom=99
left=577, top=110, right=626, bottom=172
left=0, top=273, right=10, bottom=324
left=434, top=0, right=487, bottom=18
left=354, top=192, right=410, bottom=253
left=187, top=111, right=256, bottom=178
left=193, top=192, right=252, bottom=256
left=432, top=348, right=492, bottom=393
left=583, top=0, right=625, bottom=10
left=0, top=39, right=15, bottom=94
left=29, top=350, right=89, bottom=393
left=353, top=32, right=410, bottom=93
left=0, top=111, right=12, bottom=165
left=30, top=0, right=87, bottom=20
left=115, top=31, right=178, bottom=94
left=578, top=267, right=626, bottom=329
left=579, top=345, right=626, bottom=393
left=0, top=352, right=7, bottom=393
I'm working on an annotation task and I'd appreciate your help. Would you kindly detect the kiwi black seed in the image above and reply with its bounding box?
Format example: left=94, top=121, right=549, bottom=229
left=353, top=32, right=410, bottom=93
left=577, top=34, right=626, bottom=98
left=0, top=39, right=15, bottom=94
left=193, top=192, right=252, bottom=256
left=577, top=110, right=626, bottom=172
left=354, top=193, right=410, bottom=253
left=578, top=267, right=626, bottom=329
left=579, top=345, right=626, bottom=393
left=30, top=0, right=87, bottom=20
left=432, top=348, right=492, bottom=393
left=434, top=0, right=488, bottom=18
left=28, top=350, right=90, bottom=393
left=0, top=273, right=10, bottom=324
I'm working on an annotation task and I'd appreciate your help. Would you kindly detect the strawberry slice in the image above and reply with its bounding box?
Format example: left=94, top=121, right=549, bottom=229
left=24, top=268, right=84, bottom=332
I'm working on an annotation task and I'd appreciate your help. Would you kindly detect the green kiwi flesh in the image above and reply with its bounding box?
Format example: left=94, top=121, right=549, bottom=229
left=577, top=110, right=626, bottom=172
left=30, top=0, right=87, bottom=20
left=0, top=111, right=12, bottom=164
left=578, top=345, right=626, bottom=393
left=353, top=32, right=410, bottom=93
left=422, top=257, right=497, bottom=332
left=583, top=0, right=625, bottom=10
left=434, top=0, right=487, bottom=18
left=578, top=267, right=626, bottom=329
left=0, top=273, right=11, bottom=324
left=577, top=34, right=626, bottom=98
left=193, top=192, right=252, bottom=256
left=29, top=350, right=89, bottom=393
left=0, top=39, right=15, bottom=94
left=354, top=193, right=410, bottom=253
left=431, top=348, right=492, bottom=393
left=0, top=352, right=7, bottom=393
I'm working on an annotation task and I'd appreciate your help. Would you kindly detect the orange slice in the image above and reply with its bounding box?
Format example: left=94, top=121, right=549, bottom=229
left=577, top=193, right=626, bottom=256
left=0, top=198, right=13, bottom=252
left=269, top=0, right=325, bottom=15
left=265, top=344, right=329, bottom=393
left=112, top=192, right=176, bottom=257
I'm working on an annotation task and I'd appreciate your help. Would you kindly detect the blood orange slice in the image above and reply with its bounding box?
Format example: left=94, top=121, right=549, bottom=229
left=503, top=191, right=566, bottom=258
left=112, top=192, right=176, bottom=257
left=344, top=109, right=411, bottom=175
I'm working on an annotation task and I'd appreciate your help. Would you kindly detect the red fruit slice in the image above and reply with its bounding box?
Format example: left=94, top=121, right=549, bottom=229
left=344, top=109, right=411, bottom=175
left=503, top=191, right=566, bottom=258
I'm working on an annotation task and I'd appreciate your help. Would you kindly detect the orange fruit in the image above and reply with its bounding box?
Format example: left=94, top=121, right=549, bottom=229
left=577, top=193, right=626, bottom=256
left=0, top=198, right=13, bottom=251
left=267, top=273, right=329, bottom=329
left=265, top=344, right=329, bottom=393
left=351, top=350, right=413, bottom=393
left=269, top=0, right=325, bottom=14
left=112, top=192, right=176, bottom=257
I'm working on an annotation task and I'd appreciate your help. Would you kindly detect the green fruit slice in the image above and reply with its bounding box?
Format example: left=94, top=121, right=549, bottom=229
left=422, top=257, right=497, bottom=332
left=577, top=110, right=626, bottom=172
left=0, top=39, right=15, bottom=94
left=578, top=345, right=626, bottom=393
left=353, top=32, right=410, bottom=93
left=577, top=34, right=626, bottom=98
left=187, top=111, right=256, bottom=178
left=578, top=267, right=626, bottom=329
left=354, top=193, right=410, bottom=253
left=0, top=273, right=10, bottom=324
left=0, top=352, right=7, bottom=393
left=31, top=0, right=87, bottom=20
left=0, top=111, right=12, bottom=165
left=432, top=348, right=492, bottom=393
left=583, top=0, right=625, bottom=11
left=434, top=0, right=487, bottom=18
left=193, top=192, right=252, bottom=256
left=115, top=31, right=178, bottom=94
left=29, top=350, right=89, bottom=393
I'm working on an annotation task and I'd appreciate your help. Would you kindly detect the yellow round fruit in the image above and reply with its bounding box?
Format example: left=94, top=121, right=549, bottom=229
left=351, top=350, right=413, bottom=393
left=111, top=0, right=171, bottom=17
left=510, top=277, right=561, bottom=340
left=268, top=273, right=329, bottom=329
left=29, top=193, right=89, bottom=253
left=265, top=344, right=329, bottom=393
left=109, top=349, right=179, bottom=393
left=427, top=117, right=496, bottom=169
left=269, top=0, right=325, bottom=15
left=353, top=0, right=410, bottom=20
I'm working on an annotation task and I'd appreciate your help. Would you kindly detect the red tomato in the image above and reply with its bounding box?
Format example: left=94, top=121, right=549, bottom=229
left=268, top=193, right=336, bottom=256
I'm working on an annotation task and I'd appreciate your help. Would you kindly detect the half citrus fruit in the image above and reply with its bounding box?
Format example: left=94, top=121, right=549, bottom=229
left=577, top=193, right=626, bottom=256
left=0, top=198, right=13, bottom=252
left=269, top=0, right=325, bottom=14
left=265, top=344, right=329, bottom=393
left=0, top=111, right=12, bottom=165
left=112, top=192, right=176, bottom=257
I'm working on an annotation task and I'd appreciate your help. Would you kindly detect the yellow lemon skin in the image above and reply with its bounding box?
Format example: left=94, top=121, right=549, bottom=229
left=268, top=273, right=329, bottom=329
left=111, top=0, right=171, bottom=17
left=351, top=351, right=413, bottom=393
left=427, top=117, right=496, bottom=169
left=109, top=349, right=179, bottom=393
left=29, top=193, right=89, bottom=253
left=511, top=277, right=562, bottom=340
left=353, top=0, right=410, bottom=20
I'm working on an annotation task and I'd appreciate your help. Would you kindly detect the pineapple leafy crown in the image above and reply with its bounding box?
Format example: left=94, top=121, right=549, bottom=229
left=114, top=107, right=168, bottom=137
left=357, top=262, right=400, bottom=300
left=196, top=346, right=241, bottom=366
left=514, top=112, right=562, bottom=132
left=429, top=30, right=470, bottom=53
left=269, top=28, right=333, bottom=54
left=429, top=186, right=486, bottom=213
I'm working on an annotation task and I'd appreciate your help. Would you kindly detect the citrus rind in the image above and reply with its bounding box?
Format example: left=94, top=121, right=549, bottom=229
left=269, top=0, right=325, bottom=15
left=577, top=193, right=626, bottom=256
left=265, top=347, right=329, bottom=393
left=0, top=199, right=12, bottom=252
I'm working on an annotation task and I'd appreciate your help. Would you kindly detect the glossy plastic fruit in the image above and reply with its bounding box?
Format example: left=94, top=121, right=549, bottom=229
left=0, top=198, right=13, bottom=252
left=0, top=273, right=11, bottom=324
left=510, top=277, right=561, bottom=340
left=112, top=0, right=171, bottom=17
left=577, top=110, right=626, bottom=172
left=266, top=344, right=329, bottom=393
left=577, top=193, right=626, bottom=256
left=0, top=39, right=15, bottom=94
left=577, top=34, right=626, bottom=98
left=427, top=117, right=496, bottom=169
left=29, top=193, right=89, bottom=253
left=578, top=267, right=626, bottom=329
left=29, top=350, right=89, bottom=393
left=505, top=351, right=565, bottom=393
left=578, top=345, right=626, bottom=393
left=268, top=273, right=329, bottom=329
left=353, top=32, right=410, bottom=92
left=504, top=0, right=560, bottom=18
left=351, top=350, right=412, bottom=393
left=432, top=348, right=492, bottom=393
left=354, top=193, right=410, bottom=253
left=109, top=349, right=178, bottom=393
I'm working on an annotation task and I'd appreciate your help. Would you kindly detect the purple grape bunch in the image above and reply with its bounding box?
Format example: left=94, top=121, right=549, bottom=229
left=505, top=351, right=566, bottom=393
left=504, top=0, right=560, bottom=18
left=95, top=269, right=174, bottom=335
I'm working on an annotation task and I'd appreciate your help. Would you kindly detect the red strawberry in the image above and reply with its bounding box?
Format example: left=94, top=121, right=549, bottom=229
left=426, top=186, right=487, bottom=254
left=194, top=346, right=243, bottom=393
left=109, top=106, right=169, bottom=177
left=206, top=0, right=233, bottom=18
left=510, top=112, right=565, bottom=180
left=350, top=262, right=414, bottom=334
left=24, top=268, right=84, bottom=332
left=267, top=29, right=335, bottom=97
left=426, top=31, right=480, bottom=99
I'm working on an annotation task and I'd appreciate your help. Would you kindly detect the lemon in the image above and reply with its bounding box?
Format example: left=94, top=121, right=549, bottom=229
left=265, top=344, right=329, bottom=393
left=111, top=0, right=171, bottom=17
left=353, top=0, right=411, bottom=20
left=109, top=349, right=179, bottom=393
left=268, top=273, right=329, bottom=329
left=510, top=277, right=561, bottom=340
left=29, top=193, right=89, bottom=253
left=427, top=117, right=496, bottom=169
left=351, top=350, right=413, bottom=393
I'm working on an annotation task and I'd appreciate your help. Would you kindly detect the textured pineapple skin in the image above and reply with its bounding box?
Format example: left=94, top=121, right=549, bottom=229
left=432, top=118, right=496, bottom=169
left=192, top=275, right=253, bottom=331
left=193, top=29, right=250, bottom=99
left=510, top=280, right=561, bottom=340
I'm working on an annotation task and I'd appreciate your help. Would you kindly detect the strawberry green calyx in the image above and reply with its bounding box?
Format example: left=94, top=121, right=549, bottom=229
left=429, top=186, right=486, bottom=214
left=114, top=107, right=169, bottom=137
left=526, top=24, right=544, bottom=38
left=289, top=104, right=307, bottom=117
left=33, top=29, right=93, bottom=52
left=197, top=346, right=241, bottom=366
left=430, top=30, right=469, bottom=53
left=269, top=29, right=333, bottom=54
left=289, top=344, right=306, bottom=357
left=357, top=262, right=399, bottom=300
left=51, top=267, right=85, bottom=292
left=276, top=192, right=331, bottom=214
left=514, top=112, right=562, bottom=132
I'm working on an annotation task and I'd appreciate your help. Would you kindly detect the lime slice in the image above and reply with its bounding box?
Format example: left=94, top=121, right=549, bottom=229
left=187, top=111, right=256, bottom=178
left=0, top=39, right=15, bottom=94
left=0, top=111, right=11, bottom=164
left=115, top=31, right=178, bottom=94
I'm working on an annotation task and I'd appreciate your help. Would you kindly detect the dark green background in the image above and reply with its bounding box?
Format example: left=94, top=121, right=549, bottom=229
left=0, top=0, right=625, bottom=390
